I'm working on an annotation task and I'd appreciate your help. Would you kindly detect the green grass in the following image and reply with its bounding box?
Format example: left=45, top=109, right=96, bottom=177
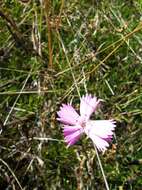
left=0, top=0, right=142, bottom=189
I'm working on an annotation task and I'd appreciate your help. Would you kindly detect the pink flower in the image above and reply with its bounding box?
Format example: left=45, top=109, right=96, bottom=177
left=57, top=94, right=116, bottom=152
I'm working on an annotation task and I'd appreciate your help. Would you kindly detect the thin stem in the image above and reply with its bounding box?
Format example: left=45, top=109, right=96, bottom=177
left=57, top=31, right=81, bottom=99
left=43, top=0, right=53, bottom=68
left=94, top=145, right=110, bottom=190
left=3, top=69, right=32, bottom=126
left=57, top=0, right=64, bottom=29
left=0, top=158, right=23, bottom=190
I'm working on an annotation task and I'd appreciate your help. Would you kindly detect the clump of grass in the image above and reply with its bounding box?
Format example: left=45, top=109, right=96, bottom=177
left=0, top=0, right=142, bottom=189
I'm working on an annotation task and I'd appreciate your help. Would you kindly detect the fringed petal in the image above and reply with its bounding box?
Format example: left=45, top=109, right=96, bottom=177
left=57, top=104, right=79, bottom=125
left=80, top=94, right=101, bottom=121
left=84, top=120, right=116, bottom=152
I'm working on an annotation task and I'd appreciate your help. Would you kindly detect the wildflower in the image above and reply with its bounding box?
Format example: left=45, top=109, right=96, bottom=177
left=57, top=94, right=116, bottom=152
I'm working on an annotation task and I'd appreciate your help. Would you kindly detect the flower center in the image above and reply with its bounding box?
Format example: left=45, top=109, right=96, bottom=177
left=81, top=122, right=86, bottom=128
left=77, top=117, right=86, bottom=128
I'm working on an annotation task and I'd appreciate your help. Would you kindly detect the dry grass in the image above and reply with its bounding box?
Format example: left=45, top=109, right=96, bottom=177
left=0, top=0, right=142, bottom=189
